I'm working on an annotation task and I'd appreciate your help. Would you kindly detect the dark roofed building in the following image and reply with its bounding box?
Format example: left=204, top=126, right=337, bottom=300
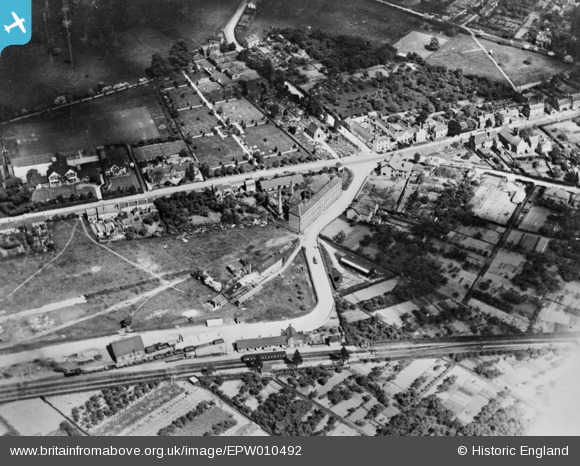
left=235, top=335, right=287, bottom=351
left=110, top=335, right=145, bottom=365
left=305, top=122, right=325, bottom=141
left=259, top=174, right=304, bottom=192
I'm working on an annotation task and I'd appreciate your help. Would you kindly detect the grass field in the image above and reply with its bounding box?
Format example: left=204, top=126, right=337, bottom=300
left=243, top=124, right=298, bottom=155
left=394, top=31, right=449, bottom=58
left=0, top=220, right=152, bottom=314
left=110, top=224, right=295, bottom=284
left=426, top=34, right=506, bottom=82
left=478, top=39, right=572, bottom=86
left=191, top=135, right=245, bottom=168
left=0, top=0, right=238, bottom=115
left=242, top=0, right=423, bottom=45
left=4, top=85, right=168, bottom=159
left=0, top=222, right=296, bottom=346
left=246, top=250, right=316, bottom=322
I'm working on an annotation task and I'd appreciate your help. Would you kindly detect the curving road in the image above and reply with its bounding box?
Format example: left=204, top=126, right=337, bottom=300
left=222, top=0, right=248, bottom=52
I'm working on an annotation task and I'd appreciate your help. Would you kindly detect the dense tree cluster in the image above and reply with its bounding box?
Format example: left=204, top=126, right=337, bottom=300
left=154, top=189, right=260, bottom=232
left=378, top=391, right=528, bottom=436
left=344, top=316, right=403, bottom=346
left=0, top=178, right=33, bottom=216
left=252, top=387, right=325, bottom=436
left=278, top=27, right=397, bottom=74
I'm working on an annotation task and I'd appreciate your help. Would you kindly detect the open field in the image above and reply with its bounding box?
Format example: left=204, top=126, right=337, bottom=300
left=245, top=250, right=316, bottom=322
left=110, top=224, right=295, bottom=284
left=426, top=34, right=506, bottom=82
left=242, top=0, right=424, bottom=45
left=478, top=39, right=572, bottom=87
left=394, top=31, right=449, bottom=58
left=0, top=220, right=152, bottom=315
left=243, top=124, right=298, bottom=155
left=4, top=85, right=167, bottom=159
left=191, top=135, right=245, bottom=168
left=0, top=398, right=67, bottom=436
left=9, top=224, right=297, bottom=343
left=0, top=0, right=238, bottom=114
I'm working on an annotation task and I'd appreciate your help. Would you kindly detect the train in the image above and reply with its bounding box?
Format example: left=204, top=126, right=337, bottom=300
left=240, top=351, right=287, bottom=364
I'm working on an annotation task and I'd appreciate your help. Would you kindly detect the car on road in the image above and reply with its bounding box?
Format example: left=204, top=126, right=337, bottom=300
left=313, top=256, right=317, bottom=264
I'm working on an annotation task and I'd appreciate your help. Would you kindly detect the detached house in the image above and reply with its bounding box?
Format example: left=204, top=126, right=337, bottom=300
left=523, top=95, right=545, bottom=119
left=385, top=122, right=412, bottom=145
left=305, top=122, right=326, bottom=141
left=469, top=131, right=497, bottom=151
left=100, top=146, right=131, bottom=178
left=498, top=127, right=528, bottom=155
left=409, top=125, right=428, bottom=144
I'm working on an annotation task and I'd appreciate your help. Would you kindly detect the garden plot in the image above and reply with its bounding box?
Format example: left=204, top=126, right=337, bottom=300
left=518, top=206, right=550, bottom=233
left=468, top=299, right=529, bottom=332
left=0, top=399, right=68, bottom=436
left=470, top=178, right=524, bottom=225
left=427, top=364, right=499, bottom=425
left=384, top=359, right=437, bottom=396
left=179, top=106, right=221, bottom=137
left=167, top=87, right=204, bottom=110
left=243, top=124, right=298, bottom=155
left=374, top=300, right=419, bottom=327
left=344, top=278, right=400, bottom=305
left=218, top=99, right=266, bottom=127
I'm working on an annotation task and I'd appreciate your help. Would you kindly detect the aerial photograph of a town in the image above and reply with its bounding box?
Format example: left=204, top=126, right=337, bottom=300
left=0, top=0, right=579, bottom=438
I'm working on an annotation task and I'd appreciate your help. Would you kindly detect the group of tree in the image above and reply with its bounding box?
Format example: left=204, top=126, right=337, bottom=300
left=276, top=27, right=397, bottom=74
left=157, top=400, right=216, bottom=436
left=252, top=387, right=325, bottom=436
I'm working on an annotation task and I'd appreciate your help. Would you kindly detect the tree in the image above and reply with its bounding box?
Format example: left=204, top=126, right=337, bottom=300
left=292, top=349, right=304, bottom=367
left=253, top=355, right=264, bottom=373
left=147, top=53, right=172, bottom=78
left=120, top=315, right=133, bottom=329
left=428, top=36, right=440, bottom=51
left=414, top=153, right=422, bottom=163
left=340, top=346, right=350, bottom=362
left=447, top=120, right=463, bottom=137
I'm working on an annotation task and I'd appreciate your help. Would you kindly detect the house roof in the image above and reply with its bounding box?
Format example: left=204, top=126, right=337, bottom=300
left=110, top=336, right=145, bottom=358
left=498, top=127, right=524, bottom=147
left=545, top=187, right=570, bottom=201
left=26, top=171, right=48, bottom=186
left=102, top=146, right=130, bottom=170
left=389, top=157, right=413, bottom=172
left=235, top=335, right=287, bottom=350
left=471, top=132, right=495, bottom=145
left=259, top=174, right=304, bottom=191
left=289, top=176, right=342, bottom=217
left=306, top=122, right=321, bottom=135
left=308, top=174, right=331, bottom=194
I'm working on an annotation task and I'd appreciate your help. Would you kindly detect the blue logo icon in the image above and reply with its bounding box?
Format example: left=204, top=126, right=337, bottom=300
left=0, top=1, right=31, bottom=56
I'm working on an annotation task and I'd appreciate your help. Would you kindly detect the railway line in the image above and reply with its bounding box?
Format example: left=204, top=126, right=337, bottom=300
left=0, top=334, right=577, bottom=403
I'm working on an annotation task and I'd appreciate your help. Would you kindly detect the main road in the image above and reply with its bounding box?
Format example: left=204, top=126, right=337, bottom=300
left=2, top=95, right=580, bottom=369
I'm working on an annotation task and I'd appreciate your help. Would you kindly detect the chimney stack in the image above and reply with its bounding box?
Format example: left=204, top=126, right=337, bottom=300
left=278, top=186, right=283, bottom=218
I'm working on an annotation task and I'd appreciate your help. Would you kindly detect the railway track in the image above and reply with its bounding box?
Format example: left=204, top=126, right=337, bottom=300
left=0, top=335, right=577, bottom=403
